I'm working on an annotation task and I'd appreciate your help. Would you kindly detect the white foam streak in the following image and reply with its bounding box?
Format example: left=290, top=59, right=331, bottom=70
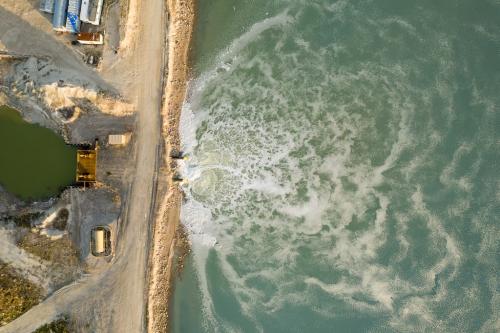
left=174, top=2, right=480, bottom=330
left=180, top=199, right=217, bottom=247
left=279, top=191, right=325, bottom=235
left=220, top=11, right=293, bottom=64
left=411, top=188, right=461, bottom=284
left=189, top=245, right=217, bottom=330
left=241, top=172, right=291, bottom=196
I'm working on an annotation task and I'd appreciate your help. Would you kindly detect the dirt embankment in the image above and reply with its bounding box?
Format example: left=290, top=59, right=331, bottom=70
left=148, top=0, right=195, bottom=332
left=7, top=57, right=134, bottom=117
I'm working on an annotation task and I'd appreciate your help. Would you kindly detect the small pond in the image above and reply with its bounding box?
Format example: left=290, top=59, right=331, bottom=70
left=0, top=106, right=76, bottom=200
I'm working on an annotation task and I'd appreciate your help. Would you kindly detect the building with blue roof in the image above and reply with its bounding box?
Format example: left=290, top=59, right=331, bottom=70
left=66, top=0, right=82, bottom=33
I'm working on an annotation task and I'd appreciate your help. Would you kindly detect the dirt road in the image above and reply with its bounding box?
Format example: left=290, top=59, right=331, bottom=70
left=105, top=0, right=165, bottom=329
left=0, top=0, right=166, bottom=331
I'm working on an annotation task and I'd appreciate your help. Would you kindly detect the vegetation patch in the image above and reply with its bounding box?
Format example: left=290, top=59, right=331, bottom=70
left=0, top=260, right=42, bottom=326
left=18, top=233, right=79, bottom=266
left=17, top=233, right=81, bottom=289
left=52, top=208, right=69, bottom=231
left=1, top=212, right=42, bottom=228
left=33, top=316, right=72, bottom=333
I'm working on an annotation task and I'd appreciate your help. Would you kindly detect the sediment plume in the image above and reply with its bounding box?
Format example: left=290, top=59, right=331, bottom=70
left=148, top=0, right=195, bottom=332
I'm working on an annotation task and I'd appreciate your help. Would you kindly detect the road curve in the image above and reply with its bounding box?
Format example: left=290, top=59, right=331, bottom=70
left=0, top=0, right=166, bottom=332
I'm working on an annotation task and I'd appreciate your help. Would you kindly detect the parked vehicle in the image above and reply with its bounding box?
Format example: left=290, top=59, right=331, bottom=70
left=91, top=226, right=111, bottom=256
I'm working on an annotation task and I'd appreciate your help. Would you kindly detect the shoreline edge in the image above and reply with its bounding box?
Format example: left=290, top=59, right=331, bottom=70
left=147, top=0, right=196, bottom=332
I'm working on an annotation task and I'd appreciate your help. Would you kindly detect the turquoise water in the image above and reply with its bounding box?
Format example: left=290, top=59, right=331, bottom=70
left=173, top=1, right=499, bottom=332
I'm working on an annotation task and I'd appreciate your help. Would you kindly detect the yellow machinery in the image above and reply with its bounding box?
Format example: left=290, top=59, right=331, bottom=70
left=76, top=147, right=97, bottom=186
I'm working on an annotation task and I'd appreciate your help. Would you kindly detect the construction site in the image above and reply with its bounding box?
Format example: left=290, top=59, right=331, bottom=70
left=0, top=0, right=189, bottom=331
left=40, top=0, right=106, bottom=66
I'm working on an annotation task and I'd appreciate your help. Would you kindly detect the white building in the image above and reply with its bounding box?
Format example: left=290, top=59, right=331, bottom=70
left=108, top=133, right=131, bottom=146
left=80, top=0, right=104, bottom=26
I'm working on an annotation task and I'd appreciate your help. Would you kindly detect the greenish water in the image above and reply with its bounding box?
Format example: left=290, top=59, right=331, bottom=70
left=174, top=0, right=499, bottom=332
left=0, top=106, right=76, bottom=200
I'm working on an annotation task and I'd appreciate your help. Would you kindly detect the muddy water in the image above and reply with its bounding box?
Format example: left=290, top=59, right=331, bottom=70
left=0, top=106, right=76, bottom=201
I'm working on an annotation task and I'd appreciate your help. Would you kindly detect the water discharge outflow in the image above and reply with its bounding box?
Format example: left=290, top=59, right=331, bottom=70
left=174, top=1, right=500, bottom=332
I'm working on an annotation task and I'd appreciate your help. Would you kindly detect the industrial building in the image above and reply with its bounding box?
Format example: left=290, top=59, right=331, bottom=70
left=41, top=0, right=105, bottom=33
left=39, top=0, right=55, bottom=14
left=80, top=0, right=105, bottom=26
left=52, top=0, right=69, bottom=31
left=66, top=0, right=82, bottom=33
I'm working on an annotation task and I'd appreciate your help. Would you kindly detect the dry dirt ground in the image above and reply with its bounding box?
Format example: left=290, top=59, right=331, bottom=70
left=0, top=0, right=173, bottom=331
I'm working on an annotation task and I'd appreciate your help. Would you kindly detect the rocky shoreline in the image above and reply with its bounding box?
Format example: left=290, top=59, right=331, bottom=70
left=147, top=0, right=196, bottom=332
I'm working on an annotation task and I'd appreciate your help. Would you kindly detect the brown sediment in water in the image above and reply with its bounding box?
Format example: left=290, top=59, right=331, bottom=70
left=148, top=0, right=196, bottom=332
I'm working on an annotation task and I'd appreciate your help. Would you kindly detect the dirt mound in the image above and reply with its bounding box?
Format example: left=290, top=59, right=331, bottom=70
left=42, top=83, right=134, bottom=116
left=6, top=57, right=135, bottom=117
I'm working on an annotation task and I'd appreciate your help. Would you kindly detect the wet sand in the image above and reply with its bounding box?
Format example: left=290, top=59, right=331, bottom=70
left=148, top=0, right=196, bottom=332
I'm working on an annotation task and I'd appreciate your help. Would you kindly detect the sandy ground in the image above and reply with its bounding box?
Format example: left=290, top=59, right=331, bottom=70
left=5, top=57, right=134, bottom=117
left=147, top=0, right=196, bottom=332
left=0, top=0, right=167, bottom=332
left=0, top=229, right=51, bottom=290
left=0, top=0, right=194, bottom=330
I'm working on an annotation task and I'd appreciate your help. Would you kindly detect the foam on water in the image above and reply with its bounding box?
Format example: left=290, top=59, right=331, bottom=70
left=176, top=0, right=500, bottom=331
